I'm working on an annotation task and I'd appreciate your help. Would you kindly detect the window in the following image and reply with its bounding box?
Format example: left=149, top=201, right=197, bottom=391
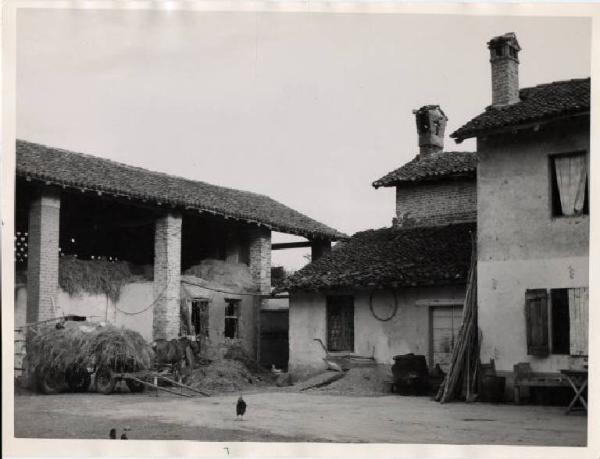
left=550, top=289, right=570, bottom=354
left=326, top=296, right=354, bottom=352
left=224, top=299, right=240, bottom=339
left=550, top=152, right=589, bottom=217
left=191, top=299, right=209, bottom=338
left=525, top=287, right=588, bottom=356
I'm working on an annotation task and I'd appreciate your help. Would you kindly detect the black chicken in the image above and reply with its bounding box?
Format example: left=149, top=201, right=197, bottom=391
left=109, top=428, right=117, bottom=439
left=121, top=433, right=128, bottom=440
left=236, top=395, right=247, bottom=420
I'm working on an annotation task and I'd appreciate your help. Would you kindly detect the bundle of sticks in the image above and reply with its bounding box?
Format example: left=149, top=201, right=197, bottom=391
left=435, top=235, right=479, bottom=404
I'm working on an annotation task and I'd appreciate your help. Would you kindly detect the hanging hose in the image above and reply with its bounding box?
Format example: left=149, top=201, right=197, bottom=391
left=369, top=288, right=399, bottom=322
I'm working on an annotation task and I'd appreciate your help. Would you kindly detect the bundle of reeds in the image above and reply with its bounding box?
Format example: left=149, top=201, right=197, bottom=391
left=435, top=235, right=479, bottom=403
left=26, top=321, right=154, bottom=377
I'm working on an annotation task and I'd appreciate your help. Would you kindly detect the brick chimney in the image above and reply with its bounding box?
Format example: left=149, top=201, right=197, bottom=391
left=488, top=33, right=521, bottom=106
left=414, top=105, right=447, bottom=157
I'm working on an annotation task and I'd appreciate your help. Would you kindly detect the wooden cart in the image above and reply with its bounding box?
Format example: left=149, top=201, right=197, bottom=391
left=94, top=365, right=209, bottom=397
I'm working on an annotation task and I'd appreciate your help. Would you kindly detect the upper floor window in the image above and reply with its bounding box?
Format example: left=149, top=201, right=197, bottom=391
left=550, top=152, right=589, bottom=217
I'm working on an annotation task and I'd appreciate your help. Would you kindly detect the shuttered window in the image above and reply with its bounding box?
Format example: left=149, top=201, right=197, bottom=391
left=550, top=289, right=570, bottom=354
left=525, top=289, right=549, bottom=356
left=526, top=287, right=588, bottom=357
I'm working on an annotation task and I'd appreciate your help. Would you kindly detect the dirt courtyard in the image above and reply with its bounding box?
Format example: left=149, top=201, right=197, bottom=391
left=14, top=390, right=586, bottom=446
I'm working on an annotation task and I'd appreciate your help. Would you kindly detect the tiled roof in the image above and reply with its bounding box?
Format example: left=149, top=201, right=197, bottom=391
left=452, top=78, right=590, bottom=141
left=285, top=222, right=474, bottom=291
left=372, top=151, right=476, bottom=188
left=16, top=140, right=347, bottom=240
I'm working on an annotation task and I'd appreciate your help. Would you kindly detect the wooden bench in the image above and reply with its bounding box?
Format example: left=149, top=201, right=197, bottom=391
left=513, top=362, right=567, bottom=404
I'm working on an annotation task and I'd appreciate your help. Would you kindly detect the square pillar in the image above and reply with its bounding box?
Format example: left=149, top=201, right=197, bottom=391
left=311, top=239, right=331, bottom=262
left=248, top=226, right=271, bottom=295
left=153, top=211, right=182, bottom=340
left=26, top=187, right=61, bottom=323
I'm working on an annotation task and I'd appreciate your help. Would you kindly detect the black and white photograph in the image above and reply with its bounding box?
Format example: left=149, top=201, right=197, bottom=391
left=2, top=2, right=598, bottom=457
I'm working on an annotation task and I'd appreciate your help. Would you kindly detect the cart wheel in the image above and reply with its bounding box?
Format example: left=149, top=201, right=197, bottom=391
left=37, top=368, right=64, bottom=395
left=95, top=366, right=116, bottom=394
left=126, top=379, right=145, bottom=393
left=66, top=365, right=91, bottom=393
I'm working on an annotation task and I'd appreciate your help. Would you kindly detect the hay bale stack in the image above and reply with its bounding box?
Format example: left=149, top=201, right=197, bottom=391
left=26, top=321, right=154, bottom=380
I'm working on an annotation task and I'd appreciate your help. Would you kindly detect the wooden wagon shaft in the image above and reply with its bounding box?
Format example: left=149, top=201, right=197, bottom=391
left=154, top=375, right=210, bottom=397
left=125, top=376, right=192, bottom=397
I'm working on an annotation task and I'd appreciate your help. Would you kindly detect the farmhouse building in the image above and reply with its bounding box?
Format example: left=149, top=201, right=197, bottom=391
left=452, top=33, right=590, bottom=388
left=285, top=106, right=476, bottom=379
left=286, top=32, right=590, bottom=396
left=14, top=140, right=345, bottom=366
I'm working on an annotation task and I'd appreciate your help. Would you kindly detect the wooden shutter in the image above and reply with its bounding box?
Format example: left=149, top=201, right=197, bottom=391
left=525, top=289, right=549, bottom=356
left=569, top=287, right=589, bottom=356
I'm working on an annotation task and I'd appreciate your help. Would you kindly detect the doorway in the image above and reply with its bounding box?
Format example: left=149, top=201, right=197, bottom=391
left=429, top=305, right=463, bottom=372
left=326, top=295, right=354, bottom=352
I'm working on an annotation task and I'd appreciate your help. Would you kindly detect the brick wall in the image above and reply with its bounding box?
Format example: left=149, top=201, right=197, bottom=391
left=248, top=226, right=271, bottom=294
left=491, top=57, right=519, bottom=106
left=153, top=212, right=182, bottom=340
left=27, top=187, right=61, bottom=322
left=395, top=179, right=476, bottom=228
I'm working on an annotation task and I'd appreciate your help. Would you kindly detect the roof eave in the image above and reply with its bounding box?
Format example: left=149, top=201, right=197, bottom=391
left=373, top=172, right=476, bottom=188
left=451, top=109, right=590, bottom=143
left=16, top=171, right=348, bottom=242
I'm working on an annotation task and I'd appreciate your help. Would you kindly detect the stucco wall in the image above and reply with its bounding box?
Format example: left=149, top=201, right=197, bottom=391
left=181, top=281, right=259, bottom=359
left=288, top=285, right=465, bottom=379
left=477, top=118, right=590, bottom=374
left=15, top=280, right=258, bottom=369
left=15, top=282, right=156, bottom=341
left=479, top=256, right=588, bottom=373
left=14, top=281, right=259, bottom=355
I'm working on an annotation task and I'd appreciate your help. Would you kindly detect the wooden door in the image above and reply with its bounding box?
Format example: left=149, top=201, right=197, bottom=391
left=326, top=296, right=354, bottom=352
left=430, top=305, right=463, bottom=372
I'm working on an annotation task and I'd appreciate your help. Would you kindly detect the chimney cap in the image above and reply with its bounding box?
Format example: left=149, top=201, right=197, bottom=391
left=412, top=105, right=448, bottom=120
left=487, top=32, right=521, bottom=52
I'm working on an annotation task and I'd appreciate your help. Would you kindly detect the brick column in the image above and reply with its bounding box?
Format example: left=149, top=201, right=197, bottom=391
left=153, top=211, right=182, bottom=340
left=26, top=187, right=61, bottom=323
left=248, top=226, right=271, bottom=294
left=311, top=239, right=331, bottom=261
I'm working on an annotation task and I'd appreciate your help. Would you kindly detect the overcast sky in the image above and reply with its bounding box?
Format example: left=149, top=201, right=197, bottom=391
left=17, top=9, right=591, bottom=270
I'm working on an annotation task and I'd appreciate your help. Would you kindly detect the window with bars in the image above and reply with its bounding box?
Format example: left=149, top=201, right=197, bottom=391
left=224, top=299, right=241, bottom=339
left=326, top=295, right=354, bottom=352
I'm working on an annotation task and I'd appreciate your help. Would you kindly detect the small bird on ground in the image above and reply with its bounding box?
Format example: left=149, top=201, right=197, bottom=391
left=236, top=395, right=247, bottom=420
left=120, top=433, right=128, bottom=440
left=109, top=428, right=117, bottom=439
